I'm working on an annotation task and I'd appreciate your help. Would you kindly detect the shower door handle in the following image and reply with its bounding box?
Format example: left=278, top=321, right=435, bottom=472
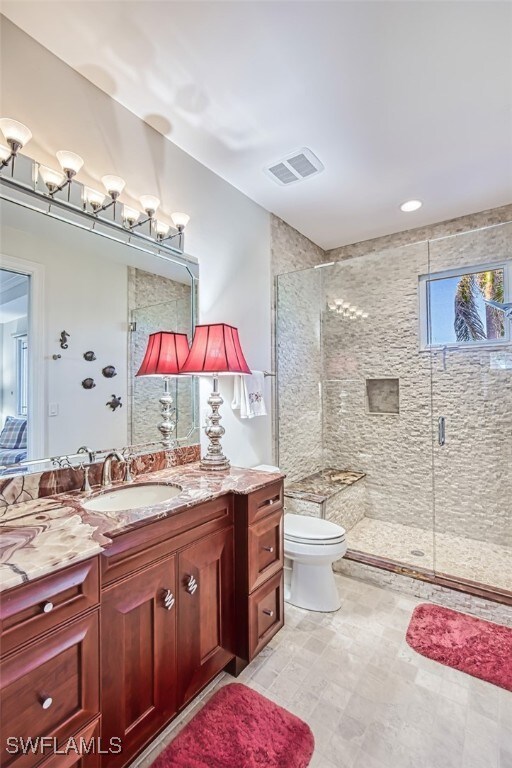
left=438, top=417, right=446, bottom=446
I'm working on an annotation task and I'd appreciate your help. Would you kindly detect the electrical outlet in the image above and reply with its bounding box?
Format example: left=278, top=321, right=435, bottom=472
left=48, top=403, right=59, bottom=417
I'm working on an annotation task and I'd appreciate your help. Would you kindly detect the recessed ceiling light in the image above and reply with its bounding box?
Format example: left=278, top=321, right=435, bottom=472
left=400, top=199, right=422, bottom=212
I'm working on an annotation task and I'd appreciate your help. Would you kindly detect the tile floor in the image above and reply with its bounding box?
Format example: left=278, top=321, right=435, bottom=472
left=348, top=517, right=512, bottom=592
left=131, top=573, right=512, bottom=768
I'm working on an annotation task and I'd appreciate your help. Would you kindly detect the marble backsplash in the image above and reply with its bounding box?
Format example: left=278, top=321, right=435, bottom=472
left=0, top=444, right=200, bottom=512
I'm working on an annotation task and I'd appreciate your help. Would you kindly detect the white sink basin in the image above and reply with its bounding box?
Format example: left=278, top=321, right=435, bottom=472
left=82, top=483, right=183, bottom=513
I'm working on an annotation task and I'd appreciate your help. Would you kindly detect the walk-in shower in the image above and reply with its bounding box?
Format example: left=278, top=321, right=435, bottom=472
left=276, top=222, right=512, bottom=599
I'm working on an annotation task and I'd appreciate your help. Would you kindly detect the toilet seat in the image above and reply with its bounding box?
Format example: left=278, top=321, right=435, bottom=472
left=284, top=514, right=346, bottom=546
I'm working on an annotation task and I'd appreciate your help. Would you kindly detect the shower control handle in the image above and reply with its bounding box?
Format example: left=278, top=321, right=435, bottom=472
left=438, top=416, right=446, bottom=446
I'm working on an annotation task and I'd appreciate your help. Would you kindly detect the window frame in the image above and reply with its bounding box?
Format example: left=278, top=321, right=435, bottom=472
left=418, top=260, right=511, bottom=351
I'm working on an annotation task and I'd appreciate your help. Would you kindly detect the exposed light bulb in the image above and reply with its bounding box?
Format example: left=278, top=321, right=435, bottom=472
left=39, top=165, right=65, bottom=191
left=400, top=199, right=422, bottom=212
left=101, top=174, right=125, bottom=198
left=122, top=205, right=140, bottom=225
left=0, top=118, right=32, bottom=149
left=171, top=212, right=190, bottom=231
left=0, top=145, right=11, bottom=161
left=155, top=220, right=170, bottom=237
left=84, top=187, right=106, bottom=210
left=56, top=150, right=84, bottom=176
left=140, top=195, right=160, bottom=215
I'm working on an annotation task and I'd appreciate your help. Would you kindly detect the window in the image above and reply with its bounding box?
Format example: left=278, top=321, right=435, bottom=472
left=419, top=263, right=511, bottom=349
left=16, top=334, right=28, bottom=416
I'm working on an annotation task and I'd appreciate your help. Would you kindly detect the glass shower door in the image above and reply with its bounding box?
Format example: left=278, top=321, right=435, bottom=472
left=429, top=223, right=512, bottom=593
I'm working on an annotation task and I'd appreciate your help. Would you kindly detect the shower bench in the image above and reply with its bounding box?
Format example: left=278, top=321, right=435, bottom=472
left=284, top=468, right=366, bottom=531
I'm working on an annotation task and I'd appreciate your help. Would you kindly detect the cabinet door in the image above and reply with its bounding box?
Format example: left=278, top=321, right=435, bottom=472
left=178, top=527, right=234, bottom=707
left=101, top=556, right=177, bottom=768
left=1, top=612, right=99, bottom=768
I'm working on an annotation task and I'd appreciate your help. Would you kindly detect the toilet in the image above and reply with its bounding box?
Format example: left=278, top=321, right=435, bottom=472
left=284, top=514, right=346, bottom=612
left=253, top=465, right=347, bottom=613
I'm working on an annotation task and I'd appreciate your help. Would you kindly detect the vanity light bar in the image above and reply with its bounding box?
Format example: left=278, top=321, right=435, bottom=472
left=0, top=117, right=190, bottom=248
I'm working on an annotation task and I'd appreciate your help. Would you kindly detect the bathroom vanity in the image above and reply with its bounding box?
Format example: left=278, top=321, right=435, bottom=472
left=0, top=466, right=284, bottom=768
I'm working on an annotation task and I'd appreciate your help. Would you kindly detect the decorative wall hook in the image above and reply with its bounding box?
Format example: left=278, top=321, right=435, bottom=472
left=106, top=394, right=122, bottom=411
left=102, top=365, right=117, bottom=378
left=52, top=354, right=61, bottom=361
left=82, top=378, right=96, bottom=390
left=83, top=351, right=96, bottom=362
left=59, top=331, right=70, bottom=349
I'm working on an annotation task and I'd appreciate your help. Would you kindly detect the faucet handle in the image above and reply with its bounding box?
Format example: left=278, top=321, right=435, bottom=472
left=80, top=463, right=92, bottom=493
left=125, top=457, right=134, bottom=483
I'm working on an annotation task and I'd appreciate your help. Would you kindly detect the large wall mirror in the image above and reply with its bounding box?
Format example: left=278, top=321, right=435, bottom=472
left=0, top=194, right=199, bottom=475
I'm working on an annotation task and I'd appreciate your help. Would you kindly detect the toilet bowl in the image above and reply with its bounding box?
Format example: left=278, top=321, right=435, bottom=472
left=284, top=514, right=347, bottom=612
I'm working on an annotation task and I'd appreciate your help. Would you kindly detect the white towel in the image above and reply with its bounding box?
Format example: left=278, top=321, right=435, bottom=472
left=232, top=371, right=267, bottom=419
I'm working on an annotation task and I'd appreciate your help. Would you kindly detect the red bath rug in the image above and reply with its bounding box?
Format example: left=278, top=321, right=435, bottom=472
left=150, top=683, right=315, bottom=768
left=406, top=603, right=512, bottom=691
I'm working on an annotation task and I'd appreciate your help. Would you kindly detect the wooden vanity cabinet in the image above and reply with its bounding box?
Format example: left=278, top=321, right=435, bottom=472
left=100, top=556, right=178, bottom=768
left=232, top=480, right=285, bottom=669
left=0, top=479, right=284, bottom=768
left=99, top=495, right=235, bottom=767
left=177, top=526, right=234, bottom=707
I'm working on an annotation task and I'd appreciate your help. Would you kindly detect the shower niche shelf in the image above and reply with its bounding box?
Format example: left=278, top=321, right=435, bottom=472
left=366, top=378, right=399, bottom=414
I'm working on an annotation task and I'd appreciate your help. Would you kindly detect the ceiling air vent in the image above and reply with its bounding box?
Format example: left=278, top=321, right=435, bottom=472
left=264, top=148, right=324, bottom=186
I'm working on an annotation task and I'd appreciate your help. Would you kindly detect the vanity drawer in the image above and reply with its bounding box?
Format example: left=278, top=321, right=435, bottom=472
left=248, top=571, right=284, bottom=660
left=247, top=508, right=283, bottom=593
left=247, top=481, right=283, bottom=525
left=101, top=496, right=233, bottom=585
left=0, top=558, right=99, bottom=656
left=32, top=719, right=101, bottom=768
left=0, top=611, right=100, bottom=768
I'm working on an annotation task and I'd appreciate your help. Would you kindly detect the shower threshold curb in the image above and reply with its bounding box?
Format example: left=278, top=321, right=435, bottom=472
left=343, top=548, right=512, bottom=607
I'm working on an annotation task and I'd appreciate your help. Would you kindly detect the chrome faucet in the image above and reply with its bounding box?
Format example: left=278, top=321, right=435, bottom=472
left=101, top=451, right=125, bottom=488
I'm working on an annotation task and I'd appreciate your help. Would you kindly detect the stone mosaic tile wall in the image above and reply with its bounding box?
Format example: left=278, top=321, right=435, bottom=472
left=276, top=206, right=512, bottom=548
left=276, top=268, right=323, bottom=482
left=322, top=242, right=435, bottom=532
left=326, top=203, right=512, bottom=262
left=271, top=215, right=325, bottom=276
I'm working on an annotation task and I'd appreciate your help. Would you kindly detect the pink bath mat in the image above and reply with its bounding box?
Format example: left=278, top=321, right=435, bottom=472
left=151, top=683, right=315, bottom=768
left=406, top=603, right=512, bottom=691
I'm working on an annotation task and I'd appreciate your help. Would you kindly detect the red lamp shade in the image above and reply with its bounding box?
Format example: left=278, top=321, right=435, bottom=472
left=180, top=323, right=251, bottom=375
left=136, top=332, right=190, bottom=377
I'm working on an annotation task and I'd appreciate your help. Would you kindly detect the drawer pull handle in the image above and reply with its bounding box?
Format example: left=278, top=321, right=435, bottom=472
left=42, top=601, right=54, bottom=614
left=40, top=696, right=53, bottom=710
left=162, top=589, right=175, bottom=611
left=262, top=609, right=274, bottom=617
left=262, top=546, right=274, bottom=553
left=186, top=575, right=198, bottom=595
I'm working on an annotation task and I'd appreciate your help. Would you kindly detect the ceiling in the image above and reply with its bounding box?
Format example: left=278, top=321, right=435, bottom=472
left=2, top=1, right=512, bottom=250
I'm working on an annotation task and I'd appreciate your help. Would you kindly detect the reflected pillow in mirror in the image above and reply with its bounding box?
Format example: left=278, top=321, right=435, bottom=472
left=0, top=416, right=28, bottom=449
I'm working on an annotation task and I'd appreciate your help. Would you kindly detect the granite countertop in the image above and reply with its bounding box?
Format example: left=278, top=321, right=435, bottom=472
left=284, top=468, right=365, bottom=504
left=0, top=463, right=284, bottom=593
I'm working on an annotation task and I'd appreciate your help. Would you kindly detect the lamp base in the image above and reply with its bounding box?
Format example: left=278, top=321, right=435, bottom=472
left=200, top=375, right=230, bottom=472
left=158, top=376, right=176, bottom=448
left=200, top=455, right=231, bottom=472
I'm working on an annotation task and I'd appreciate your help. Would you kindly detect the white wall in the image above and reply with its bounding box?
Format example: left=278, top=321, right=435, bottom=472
left=1, top=208, right=129, bottom=456
left=0, top=17, right=274, bottom=467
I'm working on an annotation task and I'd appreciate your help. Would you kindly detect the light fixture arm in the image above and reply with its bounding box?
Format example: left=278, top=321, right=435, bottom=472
left=0, top=141, right=21, bottom=172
